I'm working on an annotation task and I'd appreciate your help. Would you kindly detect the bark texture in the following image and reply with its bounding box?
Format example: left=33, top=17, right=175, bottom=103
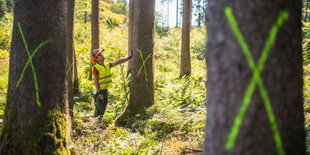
left=89, top=0, right=100, bottom=80
left=73, top=48, right=79, bottom=95
left=127, top=0, right=134, bottom=75
left=180, top=0, right=191, bottom=77
left=67, top=0, right=75, bottom=118
left=0, top=0, right=70, bottom=154
left=205, top=0, right=304, bottom=155
left=124, top=0, right=155, bottom=115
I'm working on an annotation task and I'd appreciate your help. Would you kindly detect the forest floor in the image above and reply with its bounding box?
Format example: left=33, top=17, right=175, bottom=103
left=70, top=101, right=206, bottom=154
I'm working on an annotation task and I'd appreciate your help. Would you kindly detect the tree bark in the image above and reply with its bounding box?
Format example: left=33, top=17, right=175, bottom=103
left=167, top=0, right=170, bottom=27
left=67, top=0, right=75, bottom=118
left=306, top=0, right=309, bottom=21
left=89, top=0, right=100, bottom=80
left=73, top=48, right=79, bottom=95
left=0, top=0, right=70, bottom=153
left=116, top=0, right=155, bottom=124
left=176, top=0, right=179, bottom=28
left=127, top=0, right=134, bottom=75
left=180, top=0, right=191, bottom=77
left=128, top=0, right=155, bottom=113
left=205, top=0, right=304, bottom=154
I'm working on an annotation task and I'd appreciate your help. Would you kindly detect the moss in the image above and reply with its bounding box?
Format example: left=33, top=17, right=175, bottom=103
left=0, top=107, right=70, bottom=154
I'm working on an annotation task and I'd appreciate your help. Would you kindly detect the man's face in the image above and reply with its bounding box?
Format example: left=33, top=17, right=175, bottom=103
left=96, top=53, right=105, bottom=62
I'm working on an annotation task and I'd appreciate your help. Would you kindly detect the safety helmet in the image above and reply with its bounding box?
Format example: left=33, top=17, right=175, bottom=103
left=92, top=48, right=104, bottom=63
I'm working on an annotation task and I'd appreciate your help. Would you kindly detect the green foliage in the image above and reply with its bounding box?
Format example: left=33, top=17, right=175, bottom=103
left=304, top=64, right=310, bottom=154
left=70, top=6, right=207, bottom=152
left=0, top=49, right=9, bottom=110
left=0, top=0, right=5, bottom=19
left=192, top=26, right=207, bottom=60
left=303, top=22, right=310, bottom=64
left=0, top=13, right=11, bottom=109
left=303, top=21, right=310, bottom=153
left=75, top=0, right=127, bottom=27
left=0, top=13, right=12, bottom=51
left=110, top=0, right=128, bottom=16
left=5, top=0, right=13, bottom=12
left=155, top=12, right=169, bottom=38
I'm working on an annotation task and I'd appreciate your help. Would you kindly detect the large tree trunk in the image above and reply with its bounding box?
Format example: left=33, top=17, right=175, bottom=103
left=67, top=0, right=75, bottom=118
left=205, top=0, right=304, bottom=154
left=89, top=0, right=100, bottom=80
left=127, top=0, right=134, bottom=75
left=0, top=0, right=70, bottom=153
left=180, top=0, right=191, bottom=77
left=128, top=0, right=155, bottom=113
left=117, top=0, right=155, bottom=124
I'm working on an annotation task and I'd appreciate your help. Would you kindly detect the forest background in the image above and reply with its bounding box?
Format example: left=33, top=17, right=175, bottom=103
left=0, top=0, right=309, bottom=154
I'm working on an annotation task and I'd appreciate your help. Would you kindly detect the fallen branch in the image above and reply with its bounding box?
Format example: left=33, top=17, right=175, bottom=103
left=177, top=108, right=206, bottom=113
left=185, top=147, right=203, bottom=152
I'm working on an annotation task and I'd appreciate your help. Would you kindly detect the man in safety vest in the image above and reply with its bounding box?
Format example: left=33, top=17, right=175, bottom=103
left=92, top=48, right=132, bottom=118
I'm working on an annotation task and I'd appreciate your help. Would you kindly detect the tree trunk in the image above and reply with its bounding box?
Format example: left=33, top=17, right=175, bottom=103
left=167, top=0, right=170, bottom=27
left=204, top=0, right=207, bottom=25
left=128, top=0, right=155, bottom=113
left=89, top=0, right=100, bottom=80
left=117, top=0, right=155, bottom=124
left=205, top=0, right=304, bottom=154
left=198, top=0, right=201, bottom=27
left=180, top=0, right=191, bottom=77
left=127, top=0, right=134, bottom=75
left=73, top=48, right=79, bottom=95
left=176, top=0, right=179, bottom=27
left=67, top=0, right=75, bottom=118
left=0, top=0, right=70, bottom=153
left=306, top=0, right=309, bottom=21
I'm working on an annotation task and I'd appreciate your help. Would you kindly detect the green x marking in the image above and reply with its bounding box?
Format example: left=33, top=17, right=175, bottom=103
left=137, top=49, right=152, bottom=82
left=16, top=22, right=52, bottom=107
left=66, top=57, right=73, bottom=81
left=224, top=7, right=289, bottom=155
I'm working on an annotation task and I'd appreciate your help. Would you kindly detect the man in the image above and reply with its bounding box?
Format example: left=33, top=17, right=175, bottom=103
left=92, top=48, right=133, bottom=118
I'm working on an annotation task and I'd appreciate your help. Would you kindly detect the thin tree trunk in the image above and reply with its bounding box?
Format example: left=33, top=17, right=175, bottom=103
left=167, top=0, right=169, bottom=27
left=176, top=0, right=179, bottom=28
left=180, top=0, right=191, bottom=77
left=306, top=0, right=309, bottom=21
left=67, top=0, right=75, bottom=118
left=116, top=0, right=155, bottom=125
left=73, top=48, right=79, bottom=95
left=89, top=0, right=100, bottom=80
left=198, top=0, right=201, bottom=27
left=189, top=0, right=193, bottom=28
left=205, top=0, right=304, bottom=154
left=204, top=0, right=207, bottom=25
left=0, top=0, right=70, bottom=153
left=84, top=2, right=87, bottom=24
left=127, top=0, right=134, bottom=75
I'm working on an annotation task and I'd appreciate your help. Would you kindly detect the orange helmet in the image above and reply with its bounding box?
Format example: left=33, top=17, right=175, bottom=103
left=92, top=48, right=104, bottom=63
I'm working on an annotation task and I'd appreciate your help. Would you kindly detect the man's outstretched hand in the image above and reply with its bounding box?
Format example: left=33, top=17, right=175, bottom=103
left=128, top=49, right=133, bottom=60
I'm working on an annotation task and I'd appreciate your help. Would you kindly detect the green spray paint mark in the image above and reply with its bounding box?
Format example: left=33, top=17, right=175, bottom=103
left=16, top=22, right=52, bottom=107
left=66, top=57, right=73, bottom=81
left=224, top=7, right=289, bottom=155
left=137, top=49, right=152, bottom=82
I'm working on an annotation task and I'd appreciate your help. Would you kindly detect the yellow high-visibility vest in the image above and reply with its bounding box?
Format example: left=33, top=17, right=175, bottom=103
left=92, top=63, right=112, bottom=90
